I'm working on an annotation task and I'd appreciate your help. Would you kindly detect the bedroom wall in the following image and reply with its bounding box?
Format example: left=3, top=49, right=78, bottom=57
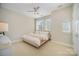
left=0, top=5, right=73, bottom=46
left=50, top=6, right=73, bottom=46
left=0, top=10, right=1, bottom=19
left=38, top=6, right=73, bottom=46
left=0, top=7, right=34, bottom=42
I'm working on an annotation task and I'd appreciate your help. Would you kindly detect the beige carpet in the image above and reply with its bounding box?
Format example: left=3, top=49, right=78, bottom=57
left=0, top=40, right=75, bottom=56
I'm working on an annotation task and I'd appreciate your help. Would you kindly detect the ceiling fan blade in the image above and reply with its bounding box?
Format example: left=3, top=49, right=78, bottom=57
left=37, top=6, right=40, bottom=9
left=26, top=6, right=40, bottom=13
left=34, top=6, right=40, bottom=12
left=26, top=10, right=34, bottom=12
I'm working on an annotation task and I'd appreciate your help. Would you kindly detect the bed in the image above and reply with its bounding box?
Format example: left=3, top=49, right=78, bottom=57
left=22, top=32, right=51, bottom=48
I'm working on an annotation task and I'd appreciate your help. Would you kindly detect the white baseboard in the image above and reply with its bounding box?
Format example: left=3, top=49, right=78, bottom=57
left=11, top=39, right=22, bottom=44
left=51, top=40, right=73, bottom=48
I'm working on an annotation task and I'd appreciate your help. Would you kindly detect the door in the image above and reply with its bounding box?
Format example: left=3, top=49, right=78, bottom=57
left=74, top=20, right=79, bottom=55
left=73, top=4, right=79, bottom=55
left=72, top=21, right=79, bottom=55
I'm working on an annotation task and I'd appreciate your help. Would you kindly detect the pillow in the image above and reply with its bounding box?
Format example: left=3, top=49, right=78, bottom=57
left=29, top=33, right=40, bottom=38
left=40, top=34, right=49, bottom=40
left=40, top=32, right=49, bottom=36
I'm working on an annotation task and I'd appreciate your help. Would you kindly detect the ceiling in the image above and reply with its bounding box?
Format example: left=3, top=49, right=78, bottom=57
left=1, top=3, right=72, bottom=18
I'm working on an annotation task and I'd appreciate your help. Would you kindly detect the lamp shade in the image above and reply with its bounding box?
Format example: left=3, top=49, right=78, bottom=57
left=0, top=23, right=8, bottom=32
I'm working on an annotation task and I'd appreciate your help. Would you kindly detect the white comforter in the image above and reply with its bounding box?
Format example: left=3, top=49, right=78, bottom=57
left=22, top=34, right=41, bottom=47
left=22, top=32, right=50, bottom=47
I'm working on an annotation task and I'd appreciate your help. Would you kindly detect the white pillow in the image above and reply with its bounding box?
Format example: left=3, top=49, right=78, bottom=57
left=40, top=32, right=49, bottom=36
left=27, top=32, right=50, bottom=41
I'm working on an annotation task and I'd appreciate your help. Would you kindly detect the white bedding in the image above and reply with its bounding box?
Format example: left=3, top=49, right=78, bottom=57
left=22, top=34, right=41, bottom=47
left=22, top=32, right=50, bottom=47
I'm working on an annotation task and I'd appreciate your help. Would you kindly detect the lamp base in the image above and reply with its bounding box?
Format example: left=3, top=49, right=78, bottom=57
left=0, top=32, right=5, bottom=35
left=0, top=35, right=11, bottom=45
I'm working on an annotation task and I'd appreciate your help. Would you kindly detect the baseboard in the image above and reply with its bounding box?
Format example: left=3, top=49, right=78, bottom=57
left=11, top=39, right=22, bottom=44
left=51, top=40, right=73, bottom=48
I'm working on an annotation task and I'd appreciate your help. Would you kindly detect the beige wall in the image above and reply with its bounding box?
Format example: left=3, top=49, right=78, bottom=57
left=38, top=6, right=73, bottom=46
left=0, top=10, right=1, bottom=19
left=0, top=5, right=73, bottom=46
left=0, top=7, right=34, bottom=41
left=50, top=6, right=73, bottom=45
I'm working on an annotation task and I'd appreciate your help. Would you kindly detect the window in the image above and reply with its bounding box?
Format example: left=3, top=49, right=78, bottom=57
left=44, top=19, right=52, bottom=31
left=36, top=19, right=44, bottom=31
left=63, top=21, right=71, bottom=32
left=35, top=19, right=52, bottom=32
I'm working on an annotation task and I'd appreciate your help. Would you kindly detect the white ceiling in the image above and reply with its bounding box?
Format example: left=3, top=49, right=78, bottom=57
left=1, top=3, right=72, bottom=18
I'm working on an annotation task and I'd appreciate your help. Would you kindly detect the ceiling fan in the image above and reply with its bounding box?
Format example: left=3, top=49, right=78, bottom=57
left=26, top=6, right=40, bottom=15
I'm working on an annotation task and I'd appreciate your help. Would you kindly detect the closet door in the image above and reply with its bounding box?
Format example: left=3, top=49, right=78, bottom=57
left=74, top=20, right=79, bottom=55
left=73, top=4, right=79, bottom=55
left=77, top=21, right=79, bottom=55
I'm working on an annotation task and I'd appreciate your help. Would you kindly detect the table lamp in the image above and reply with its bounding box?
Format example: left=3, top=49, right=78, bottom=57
left=0, top=22, right=11, bottom=44
left=0, top=23, right=8, bottom=35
